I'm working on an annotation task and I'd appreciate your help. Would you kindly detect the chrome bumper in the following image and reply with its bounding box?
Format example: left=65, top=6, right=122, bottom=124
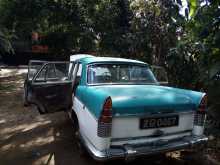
left=85, top=135, right=208, bottom=161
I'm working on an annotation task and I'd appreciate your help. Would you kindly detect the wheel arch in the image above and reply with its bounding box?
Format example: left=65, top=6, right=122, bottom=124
left=71, top=109, right=79, bottom=128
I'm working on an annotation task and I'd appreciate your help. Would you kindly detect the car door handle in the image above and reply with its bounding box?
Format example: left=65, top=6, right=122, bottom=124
left=45, top=94, right=57, bottom=99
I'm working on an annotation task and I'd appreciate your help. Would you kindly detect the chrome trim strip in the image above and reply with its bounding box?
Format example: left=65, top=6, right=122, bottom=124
left=113, top=111, right=194, bottom=118
left=80, top=134, right=208, bottom=161
left=111, top=130, right=192, bottom=142
left=32, top=81, right=73, bottom=86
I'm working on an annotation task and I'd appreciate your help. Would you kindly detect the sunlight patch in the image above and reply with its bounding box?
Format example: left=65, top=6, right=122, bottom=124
left=32, top=153, right=55, bottom=165
left=0, top=119, right=6, bottom=124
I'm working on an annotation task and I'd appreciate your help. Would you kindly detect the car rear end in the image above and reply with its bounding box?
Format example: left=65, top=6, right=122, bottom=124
left=92, top=95, right=208, bottom=161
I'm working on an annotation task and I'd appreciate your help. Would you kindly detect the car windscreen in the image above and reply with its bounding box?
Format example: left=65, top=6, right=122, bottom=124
left=87, top=63, right=158, bottom=85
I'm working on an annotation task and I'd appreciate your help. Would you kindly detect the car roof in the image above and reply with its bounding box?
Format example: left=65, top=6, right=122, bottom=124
left=78, top=56, right=147, bottom=65
left=70, top=54, right=94, bottom=62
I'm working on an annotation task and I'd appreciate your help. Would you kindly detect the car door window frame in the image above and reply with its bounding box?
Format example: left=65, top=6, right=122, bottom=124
left=71, top=62, right=82, bottom=94
left=28, top=60, right=47, bottom=81
left=32, top=61, right=74, bottom=85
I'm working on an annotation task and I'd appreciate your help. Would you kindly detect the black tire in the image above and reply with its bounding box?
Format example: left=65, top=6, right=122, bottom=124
left=23, top=84, right=28, bottom=106
left=39, top=104, right=47, bottom=114
left=72, top=111, right=88, bottom=156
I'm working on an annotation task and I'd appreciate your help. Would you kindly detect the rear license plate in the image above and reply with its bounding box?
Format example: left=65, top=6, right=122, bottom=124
left=140, top=115, right=179, bottom=129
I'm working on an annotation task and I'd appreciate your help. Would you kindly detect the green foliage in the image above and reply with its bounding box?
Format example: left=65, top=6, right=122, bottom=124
left=167, top=0, right=220, bottom=86
left=166, top=0, right=220, bottom=119
left=189, top=0, right=220, bottom=84
left=0, top=0, right=82, bottom=54
left=0, top=0, right=182, bottom=61
left=189, top=0, right=199, bottom=17
left=0, top=28, right=14, bottom=56
left=129, top=0, right=183, bottom=64
left=76, top=0, right=134, bottom=56
left=167, top=39, right=201, bottom=88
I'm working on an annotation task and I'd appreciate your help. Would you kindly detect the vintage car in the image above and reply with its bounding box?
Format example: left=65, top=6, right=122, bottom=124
left=23, top=54, right=208, bottom=161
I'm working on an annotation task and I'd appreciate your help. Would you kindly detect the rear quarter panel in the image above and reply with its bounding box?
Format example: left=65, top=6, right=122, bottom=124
left=74, top=86, right=111, bottom=150
left=76, top=86, right=110, bottom=118
left=164, top=87, right=205, bottom=109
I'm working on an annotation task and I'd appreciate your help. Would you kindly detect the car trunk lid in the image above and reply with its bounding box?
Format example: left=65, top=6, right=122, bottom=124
left=91, top=85, right=197, bottom=116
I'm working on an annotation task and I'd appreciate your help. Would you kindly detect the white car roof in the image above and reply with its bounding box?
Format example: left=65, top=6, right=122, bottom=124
left=70, top=54, right=94, bottom=62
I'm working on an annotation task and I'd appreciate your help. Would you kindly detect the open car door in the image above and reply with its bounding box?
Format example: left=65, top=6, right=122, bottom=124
left=24, top=60, right=46, bottom=106
left=25, top=61, right=75, bottom=114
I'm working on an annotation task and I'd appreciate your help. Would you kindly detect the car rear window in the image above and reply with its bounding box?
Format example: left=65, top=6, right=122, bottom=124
left=87, top=63, right=158, bottom=85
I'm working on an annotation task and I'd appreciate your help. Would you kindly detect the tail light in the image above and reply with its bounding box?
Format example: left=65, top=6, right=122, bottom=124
left=97, top=97, right=112, bottom=137
left=193, top=94, right=207, bottom=136
left=198, top=94, right=207, bottom=112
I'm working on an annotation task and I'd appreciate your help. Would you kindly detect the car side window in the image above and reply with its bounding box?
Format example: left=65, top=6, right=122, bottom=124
left=34, top=63, right=70, bottom=83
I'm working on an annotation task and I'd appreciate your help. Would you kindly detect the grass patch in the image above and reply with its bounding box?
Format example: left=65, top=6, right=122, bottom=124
left=0, top=83, right=16, bottom=91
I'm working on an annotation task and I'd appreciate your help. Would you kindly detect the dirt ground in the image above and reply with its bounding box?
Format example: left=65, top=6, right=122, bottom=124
left=0, top=68, right=219, bottom=165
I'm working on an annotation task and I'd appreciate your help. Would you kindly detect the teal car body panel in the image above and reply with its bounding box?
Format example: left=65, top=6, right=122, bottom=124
left=75, top=85, right=109, bottom=118
left=75, top=57, right=205, bottom=119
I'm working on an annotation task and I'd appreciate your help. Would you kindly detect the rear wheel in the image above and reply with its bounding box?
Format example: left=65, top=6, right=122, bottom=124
left=72, top=111, right=88, bottom=156
left=23, top=83, right=28, bottom=106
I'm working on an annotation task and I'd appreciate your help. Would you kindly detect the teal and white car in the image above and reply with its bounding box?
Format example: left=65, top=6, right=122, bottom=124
left=24, top=54, right=208, bottom=161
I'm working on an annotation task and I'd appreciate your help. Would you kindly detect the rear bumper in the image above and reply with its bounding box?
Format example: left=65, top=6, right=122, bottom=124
left=84, top=135, right=208, bottom=161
